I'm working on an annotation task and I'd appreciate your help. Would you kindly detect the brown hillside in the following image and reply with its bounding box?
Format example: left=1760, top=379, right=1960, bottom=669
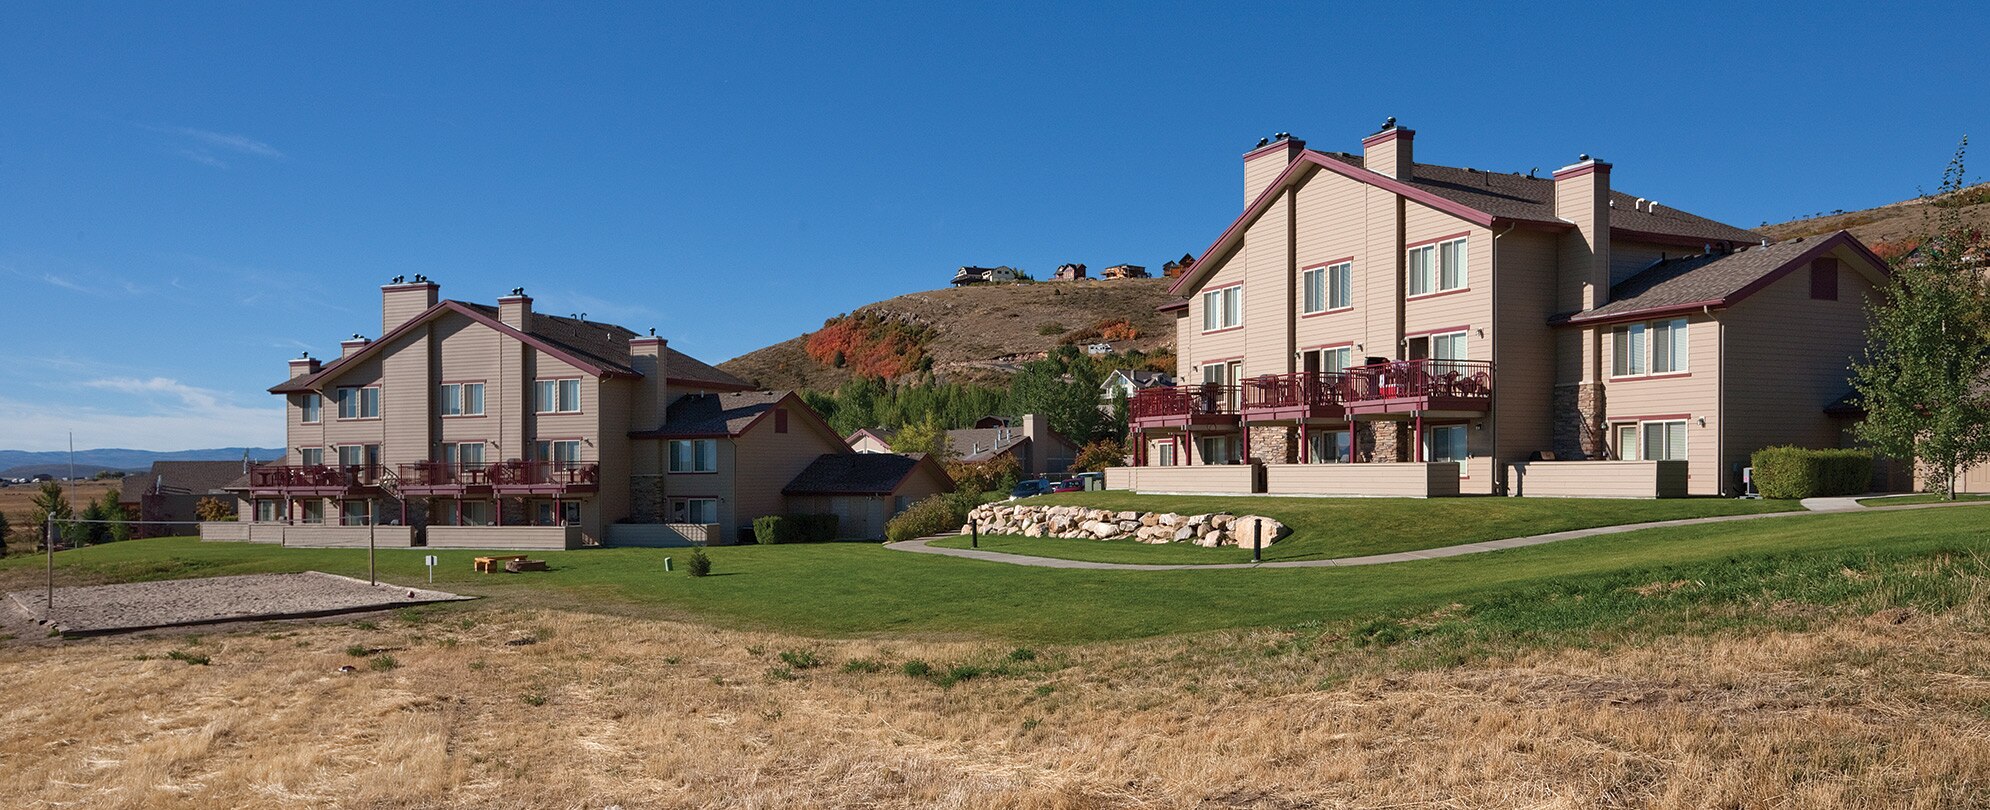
left=1760, top=182, right=1990, bottom=254
left=719, top=279, right=1179, bottom=390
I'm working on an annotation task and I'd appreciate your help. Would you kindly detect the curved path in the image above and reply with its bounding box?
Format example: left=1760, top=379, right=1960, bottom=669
left=884, top=498, right=1984, bottom=571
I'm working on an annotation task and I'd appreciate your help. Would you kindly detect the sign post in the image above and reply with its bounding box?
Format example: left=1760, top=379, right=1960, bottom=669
left=424, top=554, right=437, bottom=584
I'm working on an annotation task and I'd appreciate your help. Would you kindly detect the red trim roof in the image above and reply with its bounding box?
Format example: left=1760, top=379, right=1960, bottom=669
left=270, top=300, right=641, bottom=393
left=1555, top=231, right=1889, bottom=326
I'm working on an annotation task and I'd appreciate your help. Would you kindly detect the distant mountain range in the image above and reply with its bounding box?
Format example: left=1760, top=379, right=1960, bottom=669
left=0, top=447, right=282, bottom=479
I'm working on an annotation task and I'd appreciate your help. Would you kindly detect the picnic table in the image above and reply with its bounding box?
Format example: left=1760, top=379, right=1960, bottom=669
left=474, top=555, right=530, bottom=573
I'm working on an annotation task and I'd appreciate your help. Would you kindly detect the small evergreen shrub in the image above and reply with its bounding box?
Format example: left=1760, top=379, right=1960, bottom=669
left=687, top=547, right=712, bottom=577
left=1751, top=446, right=1873, bottom=499
left=753, top=515, right=802, bottom=545
left=885, top=491, right=989, bottom=543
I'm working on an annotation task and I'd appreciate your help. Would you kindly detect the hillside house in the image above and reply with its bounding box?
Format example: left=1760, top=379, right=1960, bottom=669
left=951, top=265, right=1018, bottom=286
left=1162, top=253, right=1196, bottom=279
left=1102, top=264, right=1150, bottom=280
left=1101, top=369, right=1175, bottom=410
left=1118, top=123, right=1890, bottom=498
left=1053, top=263, right=1088, bottom=281
left=227, top=280, right=941, bottom=548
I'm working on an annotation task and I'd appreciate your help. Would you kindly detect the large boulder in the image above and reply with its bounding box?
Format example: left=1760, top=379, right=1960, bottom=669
left=1230, top=515, right=1291, bottom=546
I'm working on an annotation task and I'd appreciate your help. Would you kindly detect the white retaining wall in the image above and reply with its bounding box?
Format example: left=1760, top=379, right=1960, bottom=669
left=603, top=523, right=727, bottom=547
left=425, top=525, right=581, bottom=550
left=1264, top=463, right=1462, bottom=498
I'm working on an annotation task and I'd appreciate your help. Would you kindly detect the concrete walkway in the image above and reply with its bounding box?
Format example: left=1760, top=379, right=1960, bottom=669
left=884, top=499, right=1987, bottom=571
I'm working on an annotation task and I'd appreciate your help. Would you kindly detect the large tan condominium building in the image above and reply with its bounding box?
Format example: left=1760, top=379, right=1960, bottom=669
left=249, top=279, right=945, bottom=547
left=1124, top=122, right=1889, bottom=498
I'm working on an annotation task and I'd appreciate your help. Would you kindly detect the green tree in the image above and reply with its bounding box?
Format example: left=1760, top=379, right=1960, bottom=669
left=1010, top=359, right=1105, bottom=441
left=1852, top=139, right=1990, bottom=499
left=77, top=496, right=107, bottom=545
left=892, top=411, right=952, bottom=460
left=101, top=490, right=132, bottom=542
left=29, top=482, right=74, bottom=550
left=0, top=511, right=11, bottom=557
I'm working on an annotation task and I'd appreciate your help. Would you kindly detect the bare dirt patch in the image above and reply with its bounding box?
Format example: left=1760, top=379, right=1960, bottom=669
left=8, top=572, right=470, bottom=636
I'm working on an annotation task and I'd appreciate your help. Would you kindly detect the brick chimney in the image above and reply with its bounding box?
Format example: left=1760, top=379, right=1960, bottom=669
left=287, top=353, right=321, bottom=379
left=628, top=333, right=671, bottom=429
left=381, top=277, right=440, bottom=334
left=340, top=335, right=371, bottom=359
left=1243, top=133, right=1306, bottom=206
left=498, top=289, right=533, bottom=331
left=1361, top=118, right=1414, bottom=179
left=1553, top=156, right=1614, bottom=311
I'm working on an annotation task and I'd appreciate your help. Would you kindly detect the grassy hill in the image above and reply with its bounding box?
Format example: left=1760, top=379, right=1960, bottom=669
left=1760, top=181, right=1990, bottom=257
left=719, top=278, right=1180, bottom=390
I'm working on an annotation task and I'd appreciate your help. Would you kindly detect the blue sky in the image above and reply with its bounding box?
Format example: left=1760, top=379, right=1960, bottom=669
left=2, top=1, right=1985, bottom=451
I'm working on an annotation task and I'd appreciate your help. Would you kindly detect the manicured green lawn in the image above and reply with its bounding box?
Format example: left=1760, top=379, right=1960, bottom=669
left=938, top=492, right=1803, bottom=563
left=1857, top=493, right=1990, bottom=507
left=4, top=505, right=1984, bottom=645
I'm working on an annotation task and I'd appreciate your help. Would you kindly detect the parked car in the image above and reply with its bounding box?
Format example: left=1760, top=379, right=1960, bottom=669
left=1048, top=479, right=1084, bottom=493
left=1010, top=478, right=1052, bottom=499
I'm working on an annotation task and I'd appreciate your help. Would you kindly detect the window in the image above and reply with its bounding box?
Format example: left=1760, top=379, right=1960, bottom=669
left=672, top=498, right=719, bottom=524
left=341, top=500, right=372, bottom=526
left=1201, top=360, right=1241, bottom=410
left=1198, top=435, right=1236, bottom=465
left=1302, top=262, right=1353, bottom=314
left=440, top=382, right=485, bottom=416
left=1152, top=441, right=1177, bottom=467
left=1613, top=319, right=1687, bottom=376
left=1643, top=420, right=1688, bottom=461
left=300, top=500, right=325, bottom=524
left=534, top=440, right=582, bottom=468
left=299, top=447, right=324, bottom=467
left=337, top=386, right=380, bottom=419
left=535, top=378, right=581, bottom=413
left=255, top=500, right=281, bottom=523
left=441, top=442, right=484, bottom=469
left=299, top=393, right=321, bottom=424
left=1308, top=430, right=1351, bottom=463
left=337, top=445, right=364, bottom=468
left=458, top=500, right=492, bottom=527
left=669, top=439, right=717, bottom=473
left=1615, top=424, right=1639, bottom=461
left=1202, top=285, right=1242, bottom=331
left=1409, top=238, right=1467, bottom=296
left=774, top=408, right=789, bottom=433
left=1426, top=425, right=1469, bottom=469
left=1811, top=258, right=1839, bottom=300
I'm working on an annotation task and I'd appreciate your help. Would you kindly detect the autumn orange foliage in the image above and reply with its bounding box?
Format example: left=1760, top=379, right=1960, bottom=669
left=804, top=314, right=932, bottom=379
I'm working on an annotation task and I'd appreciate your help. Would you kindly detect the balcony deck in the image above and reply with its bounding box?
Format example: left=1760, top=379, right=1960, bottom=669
left=1341, top=359, right=1494, bottom=418
left=488, top=460, right=600, bottom=496
left=1240, top=372, right=1349, bottom=422
left=248, top=464, right=387, bottom=497
left=1129, top=385, right=1241, bottom=431
left=396, top=462, right=494, bottom=496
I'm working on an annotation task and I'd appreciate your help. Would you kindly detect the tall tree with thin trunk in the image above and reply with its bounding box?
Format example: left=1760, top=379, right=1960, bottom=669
left=1852, top=139, right=1990, bottom=498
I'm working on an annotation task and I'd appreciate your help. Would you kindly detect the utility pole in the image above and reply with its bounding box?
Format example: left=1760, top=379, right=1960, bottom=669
left=368, top=498, right=378, bottom=586
left=45, top=514, right=55, bottom=619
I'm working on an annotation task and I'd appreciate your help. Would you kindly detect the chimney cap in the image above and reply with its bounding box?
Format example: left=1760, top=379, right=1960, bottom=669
left=510, top=287, right=526, bottom=297
left=1383, top=116, right=1397, bottom=129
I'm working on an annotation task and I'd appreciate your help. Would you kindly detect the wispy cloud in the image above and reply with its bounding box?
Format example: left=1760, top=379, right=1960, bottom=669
left=146, top=124, right=285, bottom=169
left=0, top=377, right=283, bottom=451
left=40, top=272, right=89, bottom=293
left=534, top=291, right=658, bottom=328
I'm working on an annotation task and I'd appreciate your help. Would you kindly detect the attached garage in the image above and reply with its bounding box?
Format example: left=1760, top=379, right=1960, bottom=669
left=783, top=453, right=955, bottom=539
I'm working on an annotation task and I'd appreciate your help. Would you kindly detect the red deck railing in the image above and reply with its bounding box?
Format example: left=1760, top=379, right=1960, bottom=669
left=249, top=463, right=386, bottom=491
left=487, top=460, right=600, bottom=490
left=397, top=461, right=492, bottom=488
left=1241, top=372, right=1351, bottom=411
left=1341, top=359, right=1494, bottom=403
left=1130, top=384, right=1239, bottom=420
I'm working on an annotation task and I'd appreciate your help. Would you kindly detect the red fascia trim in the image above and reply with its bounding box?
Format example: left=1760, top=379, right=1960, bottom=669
left=270, top=299, right=639, bottom=394
left=1721, top=232, right=1887, bottom=304
left=1168, top=151, right=1503, bottom=298
left=1199, top=355, right=1245, bottom=365
left=1610, top=371, right=1694, bottom=382
left=1299, top=340, right=1356, bottom=352
left=1360, top=128, right=1414, bottom=147
left=1405, top=287, right=1472, bottom=303
left=1617, top=413, right=1693, bottom=423
left=1242, top=138, right=1306, bottom=161
left=1403, top=323, right=1471, bottom=339
left=1201, top=325, right=1244, bottom=335
left=1302, top=257, right=1355, bottom=271
left=1155, top=300, right=1189, bottom=312
left=1299, top=306, right=1355, bottom=319
left=1557, top=300, right=1726, bottom=327
left=1609, top=228, right=1746, bottom=250
left=1550, top=161, right=1612, bottom=181
left=1406, top=231, right=1472, bottom=250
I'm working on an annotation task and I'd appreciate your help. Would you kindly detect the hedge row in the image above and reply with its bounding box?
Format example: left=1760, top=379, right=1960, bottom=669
left=885, top=491, right=992, bottom=543
left=752, top=513, right=840, bottom=544
left=1750, top=446, right=1873, bottom=499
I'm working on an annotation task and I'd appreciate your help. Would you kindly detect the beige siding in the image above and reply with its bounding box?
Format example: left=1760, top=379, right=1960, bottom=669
left=1243, top=151, right=1289, bottom=206
left=1183, top=250, right=1249, bottom=374
left=1492, top=229, right=1562, bottom=468
left=1263, top=462, right=1460, bottom=497
left=1722, top=248, right=1882, bottom=492
left=380, top=328, right=430, bottom=468
left=1291, top=165, right=1374, bottom=359
left=1600, top=313, right=1723, bottom=494
left=730, top=402, right=850, bottom=531
left=1402, top=208, right=1491, bottom=358
left=1242, top=187, right=1293, bottom=376
left=1507, top=460, right=1689, bottom=498
left=1106, top=464, right=1255, bottom=493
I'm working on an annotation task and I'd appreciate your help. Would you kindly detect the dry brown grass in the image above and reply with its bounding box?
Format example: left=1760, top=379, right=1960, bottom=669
left=0, top=479, right=118, bottom=517
left=2, top=591, right=1988, bottom=810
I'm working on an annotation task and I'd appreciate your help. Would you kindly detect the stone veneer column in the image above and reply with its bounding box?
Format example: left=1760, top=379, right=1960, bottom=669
left=1248, top=426, right=1296, bottom=464
left=1552, top=382, right=1608, bottom=459
left=1371, top=422, right=1410, bottom=463
left=629, top=475, right=666, bottom=523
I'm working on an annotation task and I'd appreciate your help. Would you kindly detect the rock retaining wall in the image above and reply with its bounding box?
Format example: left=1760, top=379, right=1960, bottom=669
left=964, top=503, right=1289, bottom=548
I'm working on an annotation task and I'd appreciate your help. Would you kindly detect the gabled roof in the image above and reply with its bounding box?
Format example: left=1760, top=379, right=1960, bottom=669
left=123, top=460, right=256, bottom=501
left=846, top=427, right=899, bottom=447
left=1558, top=231, right=1889, bottom=325
left=948, top=427, right=1028, bottom=463
left=783, top=452, right=952, bottom=496
left=1105, top=369, right=1174, bottom=389
left=639, top=391, right=792, bottom=438
left=270, top=300, right=749, bottom=393
left=1171, top=149, right=1764, bottom=297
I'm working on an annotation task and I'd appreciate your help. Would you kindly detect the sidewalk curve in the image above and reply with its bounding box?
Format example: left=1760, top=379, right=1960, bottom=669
left=883, top=499, right=1989, bottom=571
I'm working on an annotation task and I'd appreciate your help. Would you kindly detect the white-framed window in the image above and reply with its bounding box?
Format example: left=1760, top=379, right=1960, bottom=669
left=1152, top=441, right=1177, bottom=467
left=299, top=393, right=321, bottom=424
left=1613, top=318, right=1688, bottom=377
left=1302, top=263, right=1353, bottom=314
left=1308, top=430, right=1351, bottom=463
left=1198, top=435, right=1237, bottom=465
left=1615, top=424, right=1639, bottom=461
left=534, top=439, right=582, bottom=468
left=441, top=442, right=484, bottom=469
left=672, top=498, right=719, bottom=524
left=337, top=386, right=380, bottom=419
left=300, top=500, right=325, bottom=524
left=1642, top=420, right=1688, bottom=461
left=1202, top=285, right=1242, bottom=331
left=299, top=447, right=324, bottom=467
left=458, top=500, right=493, bottom=526
left=1425, top=424, right=1469, bottom=470
left=341, top=500, right=372, bottom=526
left=336, top=444, right=376, bottom=469
left=255, top=499, right=281, bottom=523
left=1408, top=237, right=1467, bottom=296
left=440, top=382, right=485, bottom=416
left=534, top=378, right=581, bottom=413
left=668, top=439, right=717, bottom=473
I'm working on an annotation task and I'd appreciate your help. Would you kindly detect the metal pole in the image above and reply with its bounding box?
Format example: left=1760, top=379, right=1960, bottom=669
left=970, top=518, right=979, bottom=549
left=368, top=499, right=377, bottom=586
left=1252, top=519, right=1262, bottom=564
left=46, top=514, right=55, bottom=617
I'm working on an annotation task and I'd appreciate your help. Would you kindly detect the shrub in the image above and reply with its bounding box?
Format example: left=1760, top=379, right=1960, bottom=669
left=369, top=654, right=399, bottom=671
left=1071, top=438, right=1126, bottom=473
left=946, top=454, right=1021, bottom=495
left=900, top=659, right=933, bottom=677
left=885, top=491, right=989, bottom=543
left=842, top=658, right=886, bottom=674
left=1750, top=446, right=1874, bottom=499
left=166, top=649, right=210, bottom=666
left=753, top=515, right=799, bottom=545
left=195, top=496, right=235, bottom=522
left=687, top=548, right=712, bottom=577
left=1037, top=322, right=1066, bottom=336
left=778, top=649, right=824, bottom=669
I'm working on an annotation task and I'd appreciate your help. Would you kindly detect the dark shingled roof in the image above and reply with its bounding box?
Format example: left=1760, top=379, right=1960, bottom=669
left=783, top=452, right=935, bottom=496
left=648, top=391, right=790, bottom=437
left=123, top=460, right=257, bottom=502
left=1567, top=236, right=1840, bottom=321
left=1313, top=152, right=1763, bottom=244
left=947, top=427, right=1028, bottom=463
